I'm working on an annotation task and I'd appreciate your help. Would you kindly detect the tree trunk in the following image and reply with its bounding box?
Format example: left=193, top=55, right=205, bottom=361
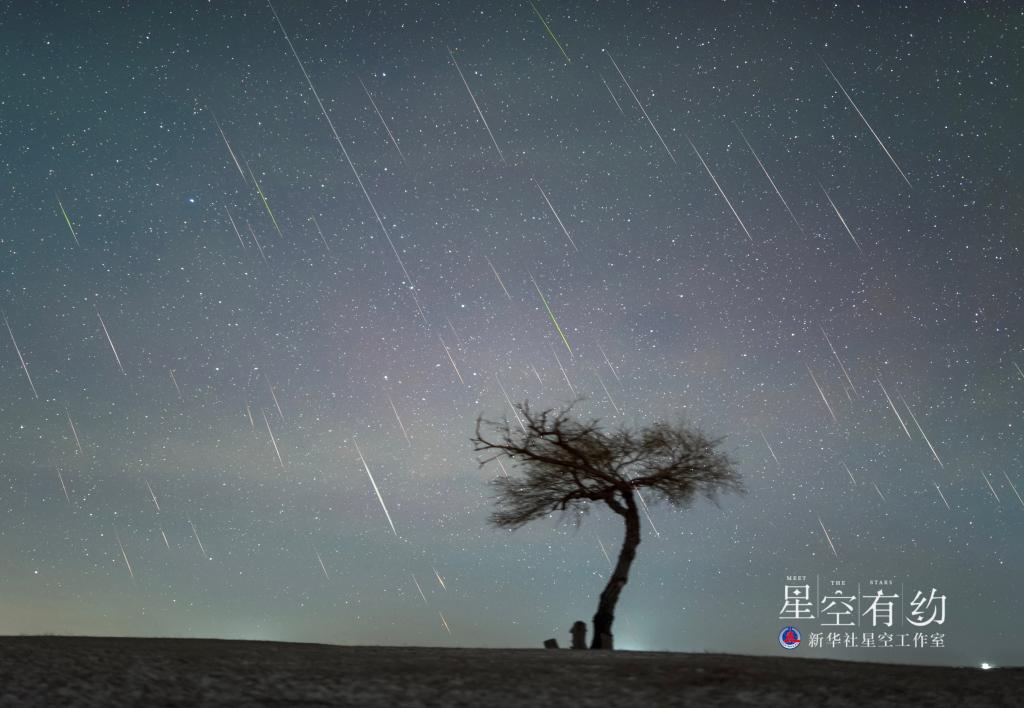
left=591, top=492, right=641, bottom=649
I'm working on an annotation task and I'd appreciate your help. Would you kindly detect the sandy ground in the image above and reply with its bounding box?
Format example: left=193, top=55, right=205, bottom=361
left=0, top=636, right=1018, bottom=707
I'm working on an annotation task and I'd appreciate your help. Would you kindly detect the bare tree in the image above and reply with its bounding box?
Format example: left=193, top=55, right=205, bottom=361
left=472, top=400, right=743, bottom=649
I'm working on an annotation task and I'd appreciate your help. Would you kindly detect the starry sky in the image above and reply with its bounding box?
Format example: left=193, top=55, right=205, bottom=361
left=1, top=0, right=1021, bottom=667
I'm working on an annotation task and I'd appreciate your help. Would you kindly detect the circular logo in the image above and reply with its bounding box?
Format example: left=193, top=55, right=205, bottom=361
left=779, top=626, right=801, bottom=650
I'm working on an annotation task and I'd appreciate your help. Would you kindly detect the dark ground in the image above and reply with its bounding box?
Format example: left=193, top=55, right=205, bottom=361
left=0, top=636, right=1018, bottom=707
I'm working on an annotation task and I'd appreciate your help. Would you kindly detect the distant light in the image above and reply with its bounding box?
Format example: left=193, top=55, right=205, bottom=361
left=980, top=662, right=994, bottom=670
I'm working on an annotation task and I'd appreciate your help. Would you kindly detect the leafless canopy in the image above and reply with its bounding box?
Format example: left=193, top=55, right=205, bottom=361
left=472, top=400, right=744, bottom=529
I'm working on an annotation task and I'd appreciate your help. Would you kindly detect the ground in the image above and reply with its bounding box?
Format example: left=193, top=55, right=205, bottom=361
left=0, top=636, right=1018, bottom=707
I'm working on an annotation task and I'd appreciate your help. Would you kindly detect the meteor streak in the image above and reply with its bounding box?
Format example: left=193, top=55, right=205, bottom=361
left=841, top=461, right=856, bottom=484
left=872, top=482, right=886, bottom=502
left=529, top=272, right=573, bottom=357
left=439, top=335, right=465, bottom=384
left=806, top=364, right=837, bottom=423
left=3, top=312, right=39, bottom=398
left=899, top=394, right=943, bottom=468
left=387, top=394, right=411, bottom=444
left=877, top=378, right=912, bottom=439
left=485, top=256, right=512, bottom=300
left=496, top=374, right=526, bottom=432
left=820, top=184, right=863, bottom=254
left=820, top=56, right=912, bottom=188
left=314, top=547, right=330, bottom=579
left=981, top=471, right=1000, bottom=504
left=528, top=0, right=570, bottom=63
left=734, top=123, right=804, bottom=234
left=247, top=162, right=283, bottom=238
left=65, top=406, right=83, bottom=454
left=57, top=470, right=71, bottom=504
left=687, top=136, right=753, bottom=242
left=56, top=195, right=80, bottom=247
left=266, top=375, right=284, bottom=419
left=359, top=76, right=406, bottom=162
left=439, top=611, right=452, bottom=635
left=534, top=179, right=578, bottom=252
left=599, top=74, right=624, bottom=114
left=596, top=371, right=621, bottom=415
left=169, top=368, right=182, bottom=398
left=354, top=440, right=399, bottom=536
left=262, top=409, right=285, bottom=469
left=552, top=346, right=576, bottom=396
left=188, top=518, right=209, bottom=558
left=210, top=109, right=247, bottom=183
left=248, top=223, right=268, bottom=263
left=605, top=51, right=676, bottom=163
left=759, top=430, right=779, bottom=464
left=433, top=567, right=447, bottom=591
left=596, top=343, right=620, bottom=382
left=160, top=528, right=171, bottom=549
left=821, top=327, right=857, bottom=395
left=310, top=215, right=330, bottom=251
left=266, top=0, right=426, bottom=322
left=934, top=482, right=951, bottom=510
left=818, top=515, right=839, bottom=559
left=448, top=48, right=506, bottom=164
left=1003, top=472, right=1024, bottom=508
left=96, top=310, right=125, bottom=374
left=115, top=528, right=135, bottom=579
left=146, top=480, right=160, bottom=512
left=412, top=574, right=428, bottom=604
left=224, top=206, right=247, bottom=250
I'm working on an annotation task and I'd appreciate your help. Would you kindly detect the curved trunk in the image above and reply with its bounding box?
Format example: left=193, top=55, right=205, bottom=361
left=591, top=492, right=641, bottom=649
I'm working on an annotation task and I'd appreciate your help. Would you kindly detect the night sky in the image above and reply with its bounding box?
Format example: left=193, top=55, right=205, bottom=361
left=1, top=0, right=1021, bottom=667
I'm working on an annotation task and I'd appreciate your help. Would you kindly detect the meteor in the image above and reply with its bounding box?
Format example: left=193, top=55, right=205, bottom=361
left=188, top=518, right=209, bottom=558
left=485, top=256, right=512, bottom=300
left=1003, top=472, right=1024, bottom=508
left=496, top=374, right=527, bottom=432
left=262, top=409, right=285, bottom=469
left=57, top=470, right=71, bottom=504
left=596, top=536, right=612, bottom=567
left=687, top=136, right=753, bottom=242
left=115, top=528, right=135, bottom=579
left=96, top=310, right=125, bottom=374
left=551, top=346, right=576, bottom=396
left=820, top=184, right=863, bottom=254
left=412, top=574, right=428, bottom=604
left=529, top=272, right=573, bottom=357
left=160, top=528, right=171, bottom=549
left=981, top=471, right=1000, bottom=504
left=934, top=482, right=951, bottom=510
left=806, top=364, right=837, bottom=423
left=899, top=394, right=943, bottom=468
left=310, top=215, right=330, bottom=251
left=841, top=461, right=856, bottom=484
left=314, top=547, right=330, bottom=579
left=605, top=51, right=675, bottom=163
left=876, top=377, right=912, bottom=439
left=433, top=567, right=447, bottom=591
left=224, top=206, right=247, bottom=250
left=872, top=482, right=886, bottom=502
left=266, top=375, right=284, bottom=419
left=818, top=515, right=839, bottom=559
left=596, top=343, right=620, bottom=382
left=266, top=0, right=426, bottom=322
left=56, top=195, right=80, bottom=247
left=448, top=47, right=506, bottom=164
left=3, top=311, right=39, bottom=398
left=734, top=123, right=804, bottom=234
left=759, top=430, right=779, bottom=464
left=359, top=76, right=405, bottom=162
left=820, top=327, right=857, bottom=395
left=599, top=74, right=624, bottom=115
left=169, top=368, right=182, bottom=398
left=596, top=370, right=621, bottom=415
left=247, top=223, right=268, bottom=263
left=145, top=480, right=160, bottom=512
left=354, top=440, right=399, bottom=536
left=528, top=0, right=570, bottom=63
left=534, top=179, right=579, bottom=252
left=820, top=56, right=911, bottom=188
left=247, top=162, right=283, bottom=238
left=439, top=611, right=452, bottom=635
left=439, top=335, right=465, bottom=385
left=210, top=109, right=248, bottom=183
left=387, top=394, right=411, bottom=444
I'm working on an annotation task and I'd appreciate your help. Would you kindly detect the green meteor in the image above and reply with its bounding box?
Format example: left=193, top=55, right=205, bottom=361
left=56, top=195, right=80, bottom=247
left=529, top=1, right=571, bottom=64
left=247, top=163, right=283, bottom=237
left=530, top=272, right=573, bottom=357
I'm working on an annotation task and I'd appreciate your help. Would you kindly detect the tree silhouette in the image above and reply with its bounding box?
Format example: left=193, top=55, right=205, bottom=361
left=472, top=400, right=743, bottom=649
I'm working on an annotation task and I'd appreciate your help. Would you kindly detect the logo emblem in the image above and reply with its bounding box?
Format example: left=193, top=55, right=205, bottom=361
left=779, top=626, right=801, bottom=650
